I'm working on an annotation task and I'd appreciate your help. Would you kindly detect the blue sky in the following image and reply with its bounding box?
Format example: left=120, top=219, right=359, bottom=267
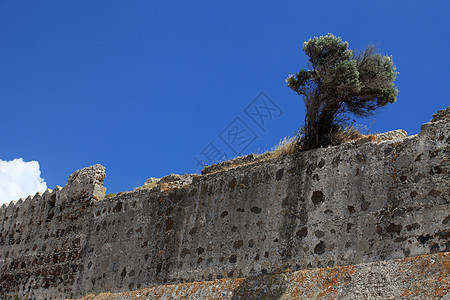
left=1, top=1, right=449, bottom=201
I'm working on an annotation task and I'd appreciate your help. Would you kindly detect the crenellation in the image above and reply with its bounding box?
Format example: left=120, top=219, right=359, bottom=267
left=0, top=164, right=109, bottom=299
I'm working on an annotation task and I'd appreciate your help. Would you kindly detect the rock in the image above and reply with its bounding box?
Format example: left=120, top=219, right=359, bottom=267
left=60, top=164, right=106, bottom=201
left=430, top=106, right=450, bottom=123
left=375, top=129, right=408, bottom=142
left=144, top=177, right=160, bottom=186
left=159, top=173, right=194, bottom=185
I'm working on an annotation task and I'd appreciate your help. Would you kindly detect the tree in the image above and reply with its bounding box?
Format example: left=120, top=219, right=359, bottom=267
left=286, top=33, right=398, bottom=149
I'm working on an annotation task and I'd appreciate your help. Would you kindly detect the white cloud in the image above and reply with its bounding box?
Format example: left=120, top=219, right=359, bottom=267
left=0, top=158, right=47, bottom=205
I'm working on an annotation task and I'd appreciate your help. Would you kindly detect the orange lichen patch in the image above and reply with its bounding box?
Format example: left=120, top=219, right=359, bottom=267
left=158, top=182, right=191, bottom=193
left=442, top=252, right=450, bottom=273
left=159, top=183, right=171, bottom=192
left=435, top=253, right=450, bottom=296
left=73, top=252, right=449, bottom=300
left=280, top=264, right=357, bottom=299
left=315, top=265, right=357, bottom=298
left=399, top=289, right=413, bottom=297
left=435, top=284, right=449, bottom=297
left=397, top=252, right=450, bottom=297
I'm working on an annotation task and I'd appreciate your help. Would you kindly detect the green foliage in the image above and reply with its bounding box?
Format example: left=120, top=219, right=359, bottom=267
left=287, top=33, right=398, bottom=149
left=105, top=193, right=117, bottom=198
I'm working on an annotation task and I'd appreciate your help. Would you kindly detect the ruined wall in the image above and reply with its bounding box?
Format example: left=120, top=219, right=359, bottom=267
left=0, top=165, right=106, bottom=299
left=0, top=107, right=449, bottom=299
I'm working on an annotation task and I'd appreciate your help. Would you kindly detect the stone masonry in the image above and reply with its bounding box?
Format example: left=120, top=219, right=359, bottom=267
left=0, top=107, right=449, bottom=299
left=75, top=252, right=449, bottom=299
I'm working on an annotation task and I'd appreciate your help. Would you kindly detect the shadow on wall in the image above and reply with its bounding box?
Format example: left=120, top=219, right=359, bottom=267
left=231, top=274, right=287, bottom=299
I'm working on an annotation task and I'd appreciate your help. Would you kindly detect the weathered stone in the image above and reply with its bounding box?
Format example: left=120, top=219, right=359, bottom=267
left=72, top=252, right=450, bottom=300
left=375, top=129, right=408, bottom=142
left=144, top=177, right=160, bottom=186
left=60, top=164, right=106, bottom=201
left=0, top=106, right=449, bottom=299
left=431, top=106, right=450, bottom=122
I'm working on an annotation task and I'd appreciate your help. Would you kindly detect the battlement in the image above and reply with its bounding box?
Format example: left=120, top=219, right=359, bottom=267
left=0, top=107, right=449, bottom=299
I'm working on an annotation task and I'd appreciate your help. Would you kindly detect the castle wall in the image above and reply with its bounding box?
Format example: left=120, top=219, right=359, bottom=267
left=75, top=252, right=450, bottom=300
left=0, top=165, right=106, bottom=299
left=0, top=107, right=448, bottom=299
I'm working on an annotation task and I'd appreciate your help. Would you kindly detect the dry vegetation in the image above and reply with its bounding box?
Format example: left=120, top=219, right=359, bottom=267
left=134, top=182, right=158, bottom=191
left=270, top=136, right=299, bottom=157
left=108, top=127, right=374, bottom=192
left=201, top=126, right=374, bottom=175
left=329, top=126, right=366, bottom=145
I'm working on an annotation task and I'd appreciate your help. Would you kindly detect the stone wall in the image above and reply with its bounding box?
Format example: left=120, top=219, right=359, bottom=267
left=0, top=107, right=448, bottom=299
left=75, top=252, right=450, bottom=299
left=0, top=165, right=106, bottom=299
